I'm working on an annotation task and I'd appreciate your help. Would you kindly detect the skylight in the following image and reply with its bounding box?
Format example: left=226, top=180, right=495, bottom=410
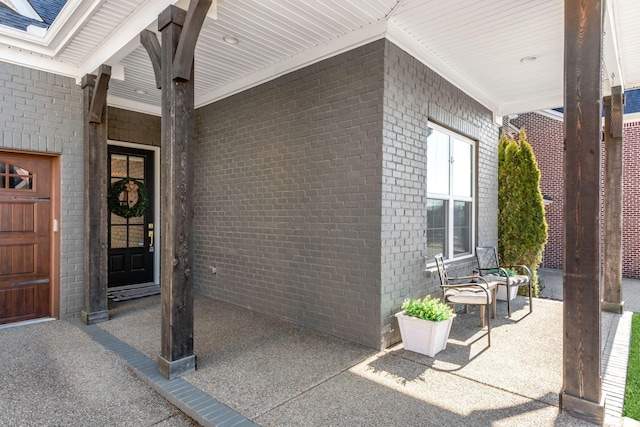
left=1, top=0, right=42, bottom=22
left=0, top=0, right=67, bottom=35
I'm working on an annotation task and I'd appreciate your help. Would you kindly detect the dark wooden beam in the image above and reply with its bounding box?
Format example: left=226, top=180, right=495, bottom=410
left=140, top=30, right=162, bottom=89
left=561, top=0, right=605, bottom=424
left=88, top=65, right=111, bottom=124
left=611, top=87, right=624, bottom=138
left=81, top=73, right=109, bottom=325
left=602, top=86, right=624, bottom=314
left=172, top=0, right=212, bottom=81
left=156, top=4, right=197, bottom=379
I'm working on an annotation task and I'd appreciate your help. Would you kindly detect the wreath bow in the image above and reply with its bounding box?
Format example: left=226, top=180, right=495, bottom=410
left=108, top=178, right=150, bottom=218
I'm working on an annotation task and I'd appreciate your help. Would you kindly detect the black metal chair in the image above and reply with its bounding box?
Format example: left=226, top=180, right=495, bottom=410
left=434, top=254, right=495, bottom=346
left=475, top=246, right=532, bottom=317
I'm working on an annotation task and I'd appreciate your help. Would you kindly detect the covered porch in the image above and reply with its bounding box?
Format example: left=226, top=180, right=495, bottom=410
left=1, top=1, right=638, bottom=424
left=87, top=269, right=636, bottom=426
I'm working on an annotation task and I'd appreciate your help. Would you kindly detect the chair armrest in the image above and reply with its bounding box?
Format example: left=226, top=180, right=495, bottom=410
left=478, top=267, right=511, bottom=278
left=478, top=265, right=512, bottom=277
left=447, top=274, right=480, bottom=282
left=440, top=283, right=485, bottom=289
left=501, top=264, right=532, bottom=277
left=448, top=275, right=497, bottom=287
left=442, top=275, right=492, bottom=288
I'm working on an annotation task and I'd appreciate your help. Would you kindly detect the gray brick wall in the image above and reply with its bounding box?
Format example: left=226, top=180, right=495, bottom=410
left=108, top=107, right=160, bottom=146
left=193, top=40, right=498, bottom=350
left=194, top=41, right=385, bottom=348
left=0, top=43, right=500, bottom=344
left=0, top=60, right=84, bottom=318
left=380, top=41, right=498, bottom=347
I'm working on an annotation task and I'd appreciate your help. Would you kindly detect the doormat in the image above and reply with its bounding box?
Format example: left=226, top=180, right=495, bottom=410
left=107, top=283, right=161, bottom=302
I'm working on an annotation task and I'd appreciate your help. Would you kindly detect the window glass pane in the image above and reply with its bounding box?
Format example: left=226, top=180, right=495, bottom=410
left=129, top=214, right=144, bottom=225
left=111, top=154, right=127, bottom=178
left=8, top=164, right=32, bottom=190
left=110, top=226, right=127, bottom=248
left=113, top=183, right=128, bottom=209
left=129, top=156, right=145, bottom=179
left=0, top=163, right=4, bottom=188
left=128, top=225, right=145, bottom=248
left=453, top=201, right=471, bottom=255
left=110, top=213, right=126, bottom=225
left=9, top=175, right=32, bottom=190
left=427, top=128, right=450, bottom=194
left=426, top=124, right=475, bottom=261
left=452, top=138, right=472, bottom=197
left=426, top=199, right=447, bottom=258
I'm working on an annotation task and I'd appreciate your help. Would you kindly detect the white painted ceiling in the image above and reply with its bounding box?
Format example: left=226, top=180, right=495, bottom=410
left=0, top=0, right=638, bottom=117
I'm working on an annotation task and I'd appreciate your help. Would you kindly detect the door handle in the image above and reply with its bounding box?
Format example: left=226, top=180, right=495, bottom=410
left=148, top=223, right=154, bottom=251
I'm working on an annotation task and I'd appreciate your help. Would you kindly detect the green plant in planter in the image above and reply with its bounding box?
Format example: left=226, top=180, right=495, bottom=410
left=401, top=296, right=454, bottom=322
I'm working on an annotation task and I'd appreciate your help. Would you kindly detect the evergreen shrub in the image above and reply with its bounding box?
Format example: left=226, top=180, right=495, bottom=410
left=498, top=128, right=548, bottom=296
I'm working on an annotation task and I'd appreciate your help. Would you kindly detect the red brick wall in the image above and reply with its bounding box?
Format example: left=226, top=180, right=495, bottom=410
left=623, top=121, right=640, bottom=278
left=512, top=113, right=640, bottom=279
left=511, top=113, right=564, bottom=270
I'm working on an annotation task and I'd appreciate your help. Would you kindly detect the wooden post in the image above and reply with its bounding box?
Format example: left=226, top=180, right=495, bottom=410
left=561, top=0, right=605, bottom=424
left=151, top=0, right=210, bottom=379
left=81, top=65, right=111, bottom=325
left=602, top=86, right=624, bottom=314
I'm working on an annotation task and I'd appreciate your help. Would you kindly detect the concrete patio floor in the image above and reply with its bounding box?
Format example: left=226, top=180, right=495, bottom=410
left=92, top=268, right=637, bottom=427
left=1, top=269, right=637, bottom=426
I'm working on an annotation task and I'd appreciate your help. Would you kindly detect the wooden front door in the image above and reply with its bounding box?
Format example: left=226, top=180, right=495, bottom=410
left=108, top=146, right=154, bottom=287
left=0, top=152, right=52, bottom=324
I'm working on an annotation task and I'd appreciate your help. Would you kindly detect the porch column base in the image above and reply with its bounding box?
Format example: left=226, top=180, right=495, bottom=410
left=157, top=354, right=196, bottom=379
left=81, top=309, right=109, bottom=325
left=602, top=300, right=624, bottom=314
left=560, top=391, right=605, bottom=426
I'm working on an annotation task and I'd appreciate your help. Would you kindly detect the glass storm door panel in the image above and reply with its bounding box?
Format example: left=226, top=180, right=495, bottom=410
left=0, top=152, right=52, bottom=324
left=108, top=146, right=154, bottom=287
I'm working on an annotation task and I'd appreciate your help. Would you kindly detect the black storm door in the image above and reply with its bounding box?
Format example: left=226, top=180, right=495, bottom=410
left=108, top=146, right=154, bottom=287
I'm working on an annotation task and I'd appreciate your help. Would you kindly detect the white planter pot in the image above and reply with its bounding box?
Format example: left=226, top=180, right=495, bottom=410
left=395, top=311, right=455, bottom=357
left=496, top=285, right=518, bottom=301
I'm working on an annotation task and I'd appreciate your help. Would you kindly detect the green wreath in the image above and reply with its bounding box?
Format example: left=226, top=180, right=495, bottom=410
left=108, top=178, right=150, bottom=218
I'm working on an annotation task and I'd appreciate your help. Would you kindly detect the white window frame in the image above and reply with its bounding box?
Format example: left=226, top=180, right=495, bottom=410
left=425, top=122, right=476, bottom=262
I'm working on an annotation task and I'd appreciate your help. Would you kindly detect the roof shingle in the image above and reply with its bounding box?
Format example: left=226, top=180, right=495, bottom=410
left=29, top=0, right=66, bottom=25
